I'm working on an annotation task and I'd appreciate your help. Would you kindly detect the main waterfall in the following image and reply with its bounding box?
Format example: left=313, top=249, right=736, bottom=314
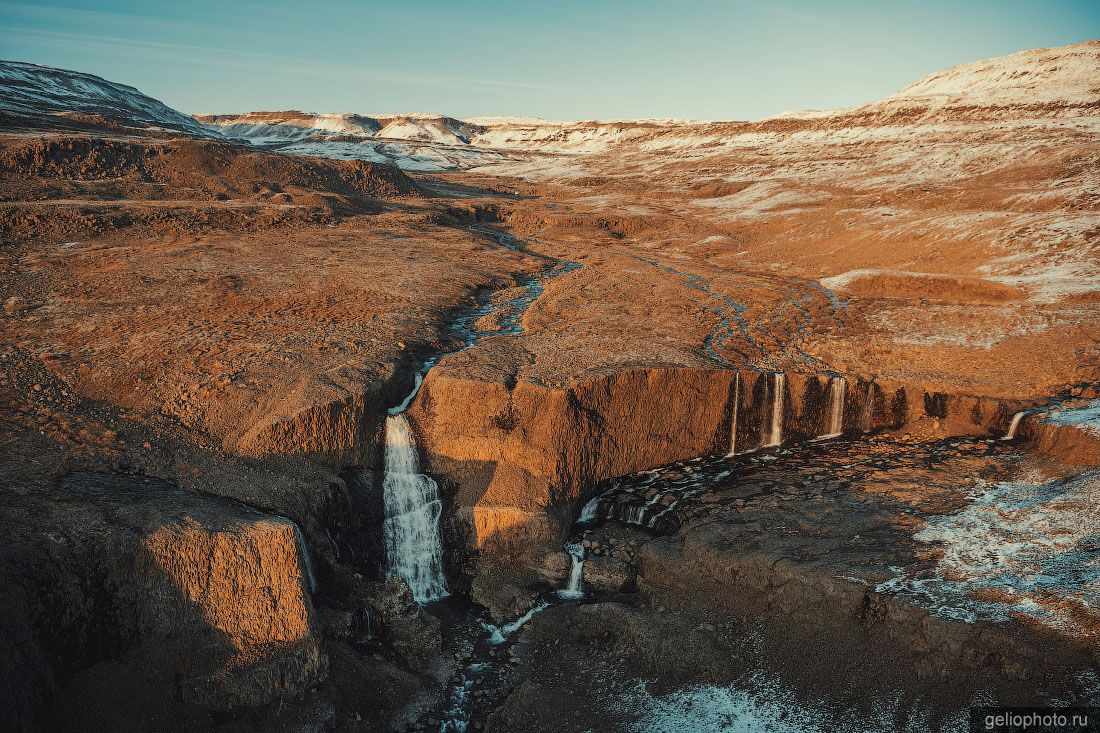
left=375, top=233, right=581, bottom=607
left=1003, top=411, right=1027, bottom=440
left=382, top=414, right=448, bottom=603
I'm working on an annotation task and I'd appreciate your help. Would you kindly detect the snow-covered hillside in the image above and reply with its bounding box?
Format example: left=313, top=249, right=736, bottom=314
left=194, top=110, right=492, bottom=170
left=881, top=40, right=1100, bottom=108
left=192, top=40, right=1100, bottom=171
left=0, top=60, right=216, bottom=137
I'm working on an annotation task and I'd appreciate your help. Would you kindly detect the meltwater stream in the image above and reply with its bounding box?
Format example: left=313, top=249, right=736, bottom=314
left=364, top=229, right=587, bottom=731
left=377, top=231, right=582, bottom=604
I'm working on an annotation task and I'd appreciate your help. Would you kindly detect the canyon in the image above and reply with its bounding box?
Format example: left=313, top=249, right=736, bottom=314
left=1, top=40, right=1098, bottom=732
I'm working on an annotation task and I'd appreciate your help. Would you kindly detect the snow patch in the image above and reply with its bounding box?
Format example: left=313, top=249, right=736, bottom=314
left=876, top=470, right=1100, bottom=636
left=1044, top=400, right=1100, bottom=436
left=618, top=675, right=966, bottom=733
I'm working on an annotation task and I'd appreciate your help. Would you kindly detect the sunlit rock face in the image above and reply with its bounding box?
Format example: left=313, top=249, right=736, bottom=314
left=1, top=471, right=323, bottom=726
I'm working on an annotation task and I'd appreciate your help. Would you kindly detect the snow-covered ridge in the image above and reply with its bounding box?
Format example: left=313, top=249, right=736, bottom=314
left=0, top=60, right=216, bottom=137
left=763, top=41, right=1100, bottom=121
left=5, top=40, right=1097, bottom=176
left=196, top=110, right=484, bottom=146
left=195, top=40, right=1100, bottom=165
left=880, top=40, right=1100, bottom=108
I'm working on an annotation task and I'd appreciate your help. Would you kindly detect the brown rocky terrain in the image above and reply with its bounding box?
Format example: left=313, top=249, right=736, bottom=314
left=1, top=42, right=1098, bottom=732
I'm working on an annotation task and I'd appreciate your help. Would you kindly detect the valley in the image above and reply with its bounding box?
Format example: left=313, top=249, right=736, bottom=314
left=0, top=40, right=1098, bottom=733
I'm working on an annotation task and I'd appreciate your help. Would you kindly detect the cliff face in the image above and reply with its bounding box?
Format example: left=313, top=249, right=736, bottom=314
left=411, top=367, right=738, bottom=558
left=1024, top=400, right=1100, bottom=466
left=410, top=365, right=1031, bottom=576
left=1, top=471, right=323, bottom=728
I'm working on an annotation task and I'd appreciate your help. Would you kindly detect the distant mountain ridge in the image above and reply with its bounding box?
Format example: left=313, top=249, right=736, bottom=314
left=0, top=60, right=216, bottom=137
left=192, top=110, right=484, bottom=145
left=3, top=40, right=1097, bottom=171
left=195, top=40, right=1100, bottom=169
left=881, top=39, right=1100, bottom=107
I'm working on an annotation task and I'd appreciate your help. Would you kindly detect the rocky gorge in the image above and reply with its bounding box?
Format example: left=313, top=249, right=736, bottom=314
left=1, top=40, right=1099, bottom=732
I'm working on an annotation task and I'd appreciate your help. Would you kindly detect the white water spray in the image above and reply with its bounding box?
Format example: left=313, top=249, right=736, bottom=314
left=1003, top=411, right=1026, bottom=441
left=558, top=541, right=585, bottom=600
left=763, top=373, right=785, bottom=448
left=726, top=372, right=740, bottom=456
left=382, top=414, right=448, bottom=603
left=578, top=495, right=601, bottom=523
left=481, top=602, right=551, bottom=645
left=822, top=376, right=845, bottom=439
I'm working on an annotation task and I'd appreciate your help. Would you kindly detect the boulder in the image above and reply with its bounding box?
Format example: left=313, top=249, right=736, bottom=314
left=583, top=556, right=635, bottom=593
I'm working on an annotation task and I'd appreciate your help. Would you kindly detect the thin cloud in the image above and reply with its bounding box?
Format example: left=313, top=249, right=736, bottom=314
left=1, top=20, right=555, bottom=96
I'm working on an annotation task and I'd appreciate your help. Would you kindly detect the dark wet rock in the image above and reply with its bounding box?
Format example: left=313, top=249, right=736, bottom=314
left=361, top=577, right=441, bottom=672
left=583, top=556, right=635, bottom=593
left=471, top=564, right=539, bottom=622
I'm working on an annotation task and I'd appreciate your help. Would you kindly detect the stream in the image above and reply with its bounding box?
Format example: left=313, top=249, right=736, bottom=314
left=373, top=226, right=583, bottom=731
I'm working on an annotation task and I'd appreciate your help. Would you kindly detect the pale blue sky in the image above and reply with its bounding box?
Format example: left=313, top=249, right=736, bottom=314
left=1, top=0, right=1097, bottom=120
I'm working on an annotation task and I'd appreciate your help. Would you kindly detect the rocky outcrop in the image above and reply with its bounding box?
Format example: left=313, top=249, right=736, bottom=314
left=411, top=367, right=739, bottom=564
left=1, top=472, right=324, bottom=728
left=632, top=524, right=1097, bottom=701
left=229, top=381, right=388, bottom=465
left=410, top=365, right=1033, bottom=580
left=0, top=136, right=421, bottom=199
left=1020, top=400, right=1100, bottom=466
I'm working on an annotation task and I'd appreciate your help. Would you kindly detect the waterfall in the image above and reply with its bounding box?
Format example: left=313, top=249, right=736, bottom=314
left=726, top=372, right=740, bottom=456
left=557, top=541, right=585, bottom=600
left=578, top=495, right=602, bottom=523
left=293, top=523, right=317, bottom=594
left=382, top=414, right=448, bottom=603
left=822, top=376, right=845, bottom=439
left=762, top=372, right=785, bottom=448
left=1003, top=411, right=1027, bottom=441
left=606, top=484, right=687, bottom=528
left=861, top=381, right=875, bottom=433
left=481, top=602, right=551, bottom=645
left=612, top=504, right=648, bottom=525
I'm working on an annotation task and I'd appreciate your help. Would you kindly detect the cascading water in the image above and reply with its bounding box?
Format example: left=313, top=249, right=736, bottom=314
left=293, top=523, right=317, bottom=594
left=762, top=372, right=785, bottom=448
left=578, top=495, right=602, bottom=523
left=382, top=414, right=448, bottom=603
left=1003, top=411, right=1027, bottom=441
left=375, top=234, right=582, bottom=609
left=861, top=381, right=875, bottom=433
left=726, top=372, right=740, bottom=457
left=390, top=231, right=589, bottom=731
left=821, top=376, right=845, bottom=439
left=558, top=541, right=586, bottom=600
